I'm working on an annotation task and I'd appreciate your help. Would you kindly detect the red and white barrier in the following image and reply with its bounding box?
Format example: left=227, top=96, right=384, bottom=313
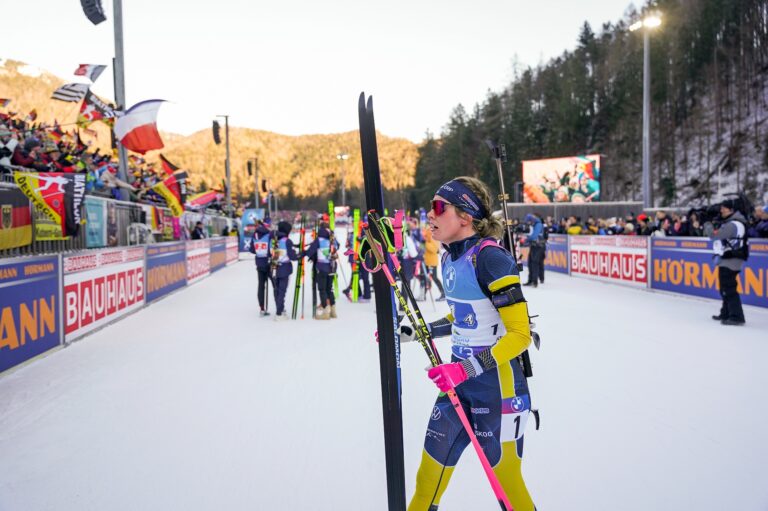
left=186, top=240, right=211, bottom=284
left=569, top=236, right=648, bottom=287
left=63, top=247, right=146, bottom=341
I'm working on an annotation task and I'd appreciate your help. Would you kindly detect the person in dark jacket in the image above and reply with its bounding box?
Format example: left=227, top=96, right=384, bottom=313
left=271, top=221, right=299, bottom=320
left=523, top=213, right=545, bottom=287
left=191, top=221, right=206, bottom=240
left=748, top=206, right=768, bottom=238
left=250, top=220, right=274, bottom=316
left=304, top=222, right=339, bottom=320
left=706, top=200, right=749, bottom=325
left=636, top=214, right=656, bottom=236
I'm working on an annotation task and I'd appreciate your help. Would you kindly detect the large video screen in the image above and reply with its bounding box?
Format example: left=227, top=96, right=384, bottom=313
left=522, top=154, right=601, bottom=203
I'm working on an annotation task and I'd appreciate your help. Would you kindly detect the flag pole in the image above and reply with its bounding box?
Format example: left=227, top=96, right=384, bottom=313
left=113, top=0, right=130, bottom=200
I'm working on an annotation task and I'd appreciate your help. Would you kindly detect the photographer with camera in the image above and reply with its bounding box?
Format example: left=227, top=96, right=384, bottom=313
left=523, top=213, right=545, bottom=287
left=705, top=199, right=749, bottom=326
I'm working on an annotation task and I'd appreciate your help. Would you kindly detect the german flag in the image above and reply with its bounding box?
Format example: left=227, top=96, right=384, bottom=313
left=0, top=188, right=32, bottom=250
left=49, top=127, right=64, bottom=144
left=159, top=154, right=180, bottom=176
left=152, top=172, right=187, bottom=217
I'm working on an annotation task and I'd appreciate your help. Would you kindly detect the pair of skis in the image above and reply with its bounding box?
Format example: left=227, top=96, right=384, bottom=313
left=291, top=215, right=307, bottom=319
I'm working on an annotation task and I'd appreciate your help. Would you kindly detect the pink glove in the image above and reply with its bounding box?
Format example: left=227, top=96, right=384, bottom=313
left=427, top=362, right=468, bottom=392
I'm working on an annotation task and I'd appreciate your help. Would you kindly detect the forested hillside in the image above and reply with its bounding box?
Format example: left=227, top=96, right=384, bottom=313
left=413, top=0, right=768, bottom=209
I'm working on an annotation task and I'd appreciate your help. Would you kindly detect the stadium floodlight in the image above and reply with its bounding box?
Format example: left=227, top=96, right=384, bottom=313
left=630, top=12, right=662, bottom=209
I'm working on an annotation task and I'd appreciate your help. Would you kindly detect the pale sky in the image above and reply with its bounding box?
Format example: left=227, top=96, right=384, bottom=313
left=3, top=0, right=636, bottom=142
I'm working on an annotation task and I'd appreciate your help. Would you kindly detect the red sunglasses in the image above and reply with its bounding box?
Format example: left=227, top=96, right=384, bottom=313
left=431, top=199, right=452, bottom=216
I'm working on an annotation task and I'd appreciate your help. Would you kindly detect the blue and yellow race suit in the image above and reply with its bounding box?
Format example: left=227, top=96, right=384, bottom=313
left=408, top=235, right=535, bottom=511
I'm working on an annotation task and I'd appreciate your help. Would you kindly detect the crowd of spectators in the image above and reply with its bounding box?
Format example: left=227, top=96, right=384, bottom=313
left=515, top=207, right=768, bottom=239
left=0, top=112, right=184, bottom=207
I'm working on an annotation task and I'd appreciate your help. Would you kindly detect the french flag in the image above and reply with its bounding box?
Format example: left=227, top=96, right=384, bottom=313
left=114, top=100, right=165, bottom=154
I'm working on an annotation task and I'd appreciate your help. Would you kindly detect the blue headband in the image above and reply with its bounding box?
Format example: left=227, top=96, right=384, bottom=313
left=436, top=180, right=487, bottom=220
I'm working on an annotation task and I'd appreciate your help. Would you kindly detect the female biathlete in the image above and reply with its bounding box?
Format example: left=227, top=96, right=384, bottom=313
left=401, top=176, right=536, bottom=511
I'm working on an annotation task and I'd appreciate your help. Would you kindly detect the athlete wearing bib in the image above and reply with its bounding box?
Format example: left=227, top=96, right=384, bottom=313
left=403, top=177, right=536, bottom=511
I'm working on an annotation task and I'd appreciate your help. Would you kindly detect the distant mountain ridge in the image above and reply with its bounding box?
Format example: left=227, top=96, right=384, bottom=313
left=0, top=58, right=419, bottom=209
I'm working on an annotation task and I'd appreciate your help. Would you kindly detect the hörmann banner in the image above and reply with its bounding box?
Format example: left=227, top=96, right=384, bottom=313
left=145, top=242, right=187, bottom=303
left=518, top=233, right=570, bottom=276
left=0, top=255, right=61, bottom=373
left=544, top=234, right=569, bottom=274
left=210, top=238, right=227, bottom=273
left=569, top=235, right=648, bottom=287
left=63, top=247, right=145, bottom=341
left=650, top=237, right=768, bottom=308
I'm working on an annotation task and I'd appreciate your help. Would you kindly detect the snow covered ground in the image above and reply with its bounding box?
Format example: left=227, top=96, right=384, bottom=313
left=1, top=249, right=767, bottom=510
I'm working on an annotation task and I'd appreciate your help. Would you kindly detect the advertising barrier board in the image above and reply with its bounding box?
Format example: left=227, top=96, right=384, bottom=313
left=146, top=242, right=187, bottom=303
left=186, top=239, right=210, bottom=284
left=85, top=197, right=107, bottom=248
left=544, top=234, right=569, bottom=274
left=0, top=255, right=61, bottom=373
left=569, top=235, right=648, bottom=287
left=63, top=247, right=145, bottom=341
left=650, top=237, right=768, bottom=308
left=210, top=238, right=227, bottom=272
left=226, top=237, right=239, bottom=265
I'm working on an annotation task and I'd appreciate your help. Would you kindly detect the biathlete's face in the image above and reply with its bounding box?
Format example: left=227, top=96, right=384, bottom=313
left=427, top=194, right=472, bottom=244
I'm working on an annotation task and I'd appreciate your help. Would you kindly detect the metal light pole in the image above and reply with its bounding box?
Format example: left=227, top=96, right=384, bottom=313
left=336, top=153, right=349, bottom=207
left=217, top=115, right=231, bottom=217
left=113, top=0, right=129, bottom=200
left=250, top=157, right=259, bottom=209
left=630, top=13, right=662, bottom=210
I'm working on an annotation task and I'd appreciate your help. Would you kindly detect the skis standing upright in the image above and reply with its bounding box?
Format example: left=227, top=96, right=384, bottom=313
left=328, top=200, right=341, bottom=297
left=358, top=92, right=406, bottom=511
left=351, top=208, right=361, bottom=302
left=311, top=221, right=318, bottom=318
left=291, top=214, right=306, bottom=319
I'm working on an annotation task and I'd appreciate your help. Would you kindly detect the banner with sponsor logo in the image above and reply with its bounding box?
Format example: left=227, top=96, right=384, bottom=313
left=145, top=242, right=187, bottom=303
left=34, top=209, right=68, bottom=241
left=0, top=256, right=61, bottom=373
left=569, top=235, right=648, bottom=287
left=186, top=239, right=210, bottom=284
left=14, top=172, right=86, bottom=237
left=210, top=238, right=227, bottom=273
left=517, top=234, right=569, bottom=277
left=85, top=197, right=107, bottom=248
left=63, top=247, right=145, bottom=341
left=226, top=237, right=239, bottom=265
left=650, top=237, right=768, bottom=308
left=544, top=234, right=569, bottom=274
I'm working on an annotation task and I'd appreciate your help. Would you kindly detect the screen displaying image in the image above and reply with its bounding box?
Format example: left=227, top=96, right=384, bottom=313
left=522, top=154, right=601, bottom=203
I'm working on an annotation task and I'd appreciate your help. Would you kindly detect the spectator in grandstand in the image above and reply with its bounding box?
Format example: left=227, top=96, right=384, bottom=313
left=748, top=206, right=768, bottom=238
left=668, top=213, right=690, bottom=237
left=191, top=221, right=206, bottom=239
left=565, top=216, right=583, bottom=235
left=11, top=139, right=49, bottom=171
left=636, top=214, right=656, bottom=236
left=688, top=210, right=706, bottom=237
